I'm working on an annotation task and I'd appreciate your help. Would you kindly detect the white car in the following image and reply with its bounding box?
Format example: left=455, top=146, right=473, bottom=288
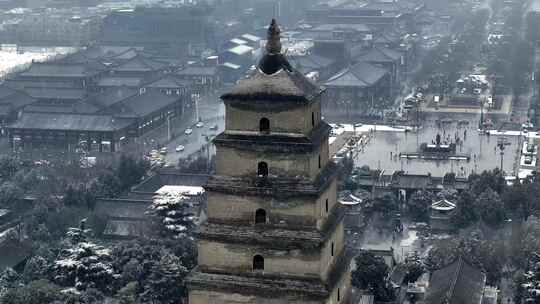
left=175, top=145, right=185, bottom=152
left=159, top=147, right=168, bottom=155
left=195, top=121, right=204, bottom=128
left=209, top=124, right=218, bottom=131
left=184, top=128, right=193, bottom=135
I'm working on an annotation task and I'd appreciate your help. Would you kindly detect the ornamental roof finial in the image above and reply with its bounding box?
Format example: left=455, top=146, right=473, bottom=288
left=266, top=19, right=281, bottom=54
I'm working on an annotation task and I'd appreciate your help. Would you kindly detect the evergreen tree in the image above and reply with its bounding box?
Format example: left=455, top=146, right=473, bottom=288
left=351, top=250, right=395, bottom=302
left=149, top=191, right=196, bottom=238
left=141, top=253, right=188, bottom=304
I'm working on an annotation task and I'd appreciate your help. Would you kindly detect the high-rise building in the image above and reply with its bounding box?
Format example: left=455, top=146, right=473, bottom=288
left=186, top=19, right=352, bottom=304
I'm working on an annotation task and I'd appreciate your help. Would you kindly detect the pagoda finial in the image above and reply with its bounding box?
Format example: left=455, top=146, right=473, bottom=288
left=266, top=19, right=281, bottom=54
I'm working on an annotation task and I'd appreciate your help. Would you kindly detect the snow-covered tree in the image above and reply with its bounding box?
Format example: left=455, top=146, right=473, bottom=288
left=0, top=268, right=22, bottom=298
left=148, top=191, right=197, bottom=238
left=403, top=253, right=425, bottom=283
left=52, top=226, right=118, bottom=293
left=515, top=252, right=540, bottom=304
left=23, top=256, right=49, bottom=283
left=140, top=253, right=188, bottom=304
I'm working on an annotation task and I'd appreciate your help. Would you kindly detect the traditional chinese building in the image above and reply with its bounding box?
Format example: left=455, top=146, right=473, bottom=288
left=186, top=19, right=352, bottom=304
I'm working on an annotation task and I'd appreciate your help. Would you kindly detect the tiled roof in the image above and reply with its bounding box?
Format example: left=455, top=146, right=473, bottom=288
left=146, top=75, right=192, bottom=89
left=113, top=89, right=179, bottom=118
left=354, top=46, right=402, bottom=63
left=95, top=198, right=150, bottom=219
left=222, top=59, right=322, bottom=102
left=85, top=86, right=138, bottom=109
left=425, top=257, right=486, bottom=304
left=325, top=62, right=388, bottom=88
left=0, top=240, right=31, bottom=271
left=431, top=199, right=456, bottom=211
left=97, top=76, right=144, bottom=87
left=9, top=112, right=133, bottom=132
left=311, top=23, right=371, bottom=32
left=112, top=56, right=168, bottom=72
left=176, top=66, right=218, bottom=77
left=19, top=63, right=92, bottom=78
left=3, top=79, right=78, bottom=90
left=289, top=54, right=335, bottom=72
left=25, top=87, right=86, bottom=100
left=24, top=100, right=99, bottom=114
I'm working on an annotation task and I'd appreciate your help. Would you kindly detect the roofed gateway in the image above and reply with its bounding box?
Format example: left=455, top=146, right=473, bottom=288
left=186, top=19, right=353, bottom=303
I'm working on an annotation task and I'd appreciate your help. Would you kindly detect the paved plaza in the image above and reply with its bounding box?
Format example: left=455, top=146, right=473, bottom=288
left=349, top=113, right=522, bottom=177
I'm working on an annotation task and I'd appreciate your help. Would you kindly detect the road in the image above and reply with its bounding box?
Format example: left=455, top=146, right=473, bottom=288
left=144, top=89, right=226, bottom=165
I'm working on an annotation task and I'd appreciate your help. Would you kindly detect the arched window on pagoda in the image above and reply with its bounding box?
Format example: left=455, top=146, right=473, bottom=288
left=258, top=162, right=268, bottom=177
left=260, top=118, right=270, bottom=133
left=255, top=209, right=267, bottom=224
left=253, top=255, right=264, bottom=271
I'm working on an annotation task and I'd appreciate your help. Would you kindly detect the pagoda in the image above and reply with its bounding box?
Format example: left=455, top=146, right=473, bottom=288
left=186, top=19, right=352, bottom=304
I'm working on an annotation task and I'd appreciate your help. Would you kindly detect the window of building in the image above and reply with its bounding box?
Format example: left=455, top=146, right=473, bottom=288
left=331, top=242, right=334, bottom=257
left=255, top=209, right=267, bottom=224
left=258, top=162, right=268, bottom=177
left=260, top=118, right=270, bottom=133
left=337, top=288, right=340, bottom=302
left=253, top=255, right=264, bottom=271
left=312, top=112, right=315, bottom=127
left=318, top=155, right=321, bottom=168
left=325, top=199, right=329, bottom=213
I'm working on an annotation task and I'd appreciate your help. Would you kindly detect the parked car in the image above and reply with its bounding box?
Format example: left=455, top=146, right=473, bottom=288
left=160, top=147, right=168, bottom=155
left=175, top=145, right=185, bottom=152
left=209, top=124, right=218, bottom=130
left=184, top=128, right=193, bottom=135
left=196, top=121, right=204, bottom=128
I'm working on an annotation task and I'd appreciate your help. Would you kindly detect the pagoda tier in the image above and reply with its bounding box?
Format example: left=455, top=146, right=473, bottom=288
left=199, top=206, right=345, bottom=249
left=207, top=160, right=338, bottom=198
left=187, top=19, right=352, bottom=304
left=187, top=247, right=354, bottom=302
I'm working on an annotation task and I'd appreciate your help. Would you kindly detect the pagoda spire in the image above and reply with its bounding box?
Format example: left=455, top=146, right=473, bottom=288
left=266, top=19, right=282, bottom=54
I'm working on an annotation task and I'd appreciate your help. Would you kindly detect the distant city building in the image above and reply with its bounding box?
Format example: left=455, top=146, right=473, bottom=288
left=99, top=6, right=215, bottom=57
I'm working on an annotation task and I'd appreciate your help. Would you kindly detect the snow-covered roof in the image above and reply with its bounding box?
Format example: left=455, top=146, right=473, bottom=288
left=241, top=34, right=261, bottom=42
left=431, top=199, right=456, bottom=211
left=230, top=38, right=248, bottom=45
left=223, top=62, right=241, bottom=69
left=156, top=185, right=205, bottom=196
left=228, top=45, right=254, bottom=56
left=0, top=209, right=10, bottom=218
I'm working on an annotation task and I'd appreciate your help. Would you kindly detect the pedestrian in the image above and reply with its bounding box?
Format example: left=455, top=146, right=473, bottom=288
left=390, top=151, right=393, bottom=159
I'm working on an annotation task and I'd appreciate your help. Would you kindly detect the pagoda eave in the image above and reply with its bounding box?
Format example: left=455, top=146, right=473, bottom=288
left=214, top=122, right=332, bottom=154
left=186, top=267, right=329, bottom=300
left=206, top=161, right=338, bottom=199
left=198, top=222, right=324, bottom=250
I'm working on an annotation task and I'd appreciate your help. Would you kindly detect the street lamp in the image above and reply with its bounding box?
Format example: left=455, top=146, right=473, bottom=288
left=497, top=137, right=510, bottom=172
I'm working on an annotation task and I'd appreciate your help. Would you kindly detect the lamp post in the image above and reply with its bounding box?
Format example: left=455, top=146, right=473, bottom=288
left=497, top=137, right=510, bottom=173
